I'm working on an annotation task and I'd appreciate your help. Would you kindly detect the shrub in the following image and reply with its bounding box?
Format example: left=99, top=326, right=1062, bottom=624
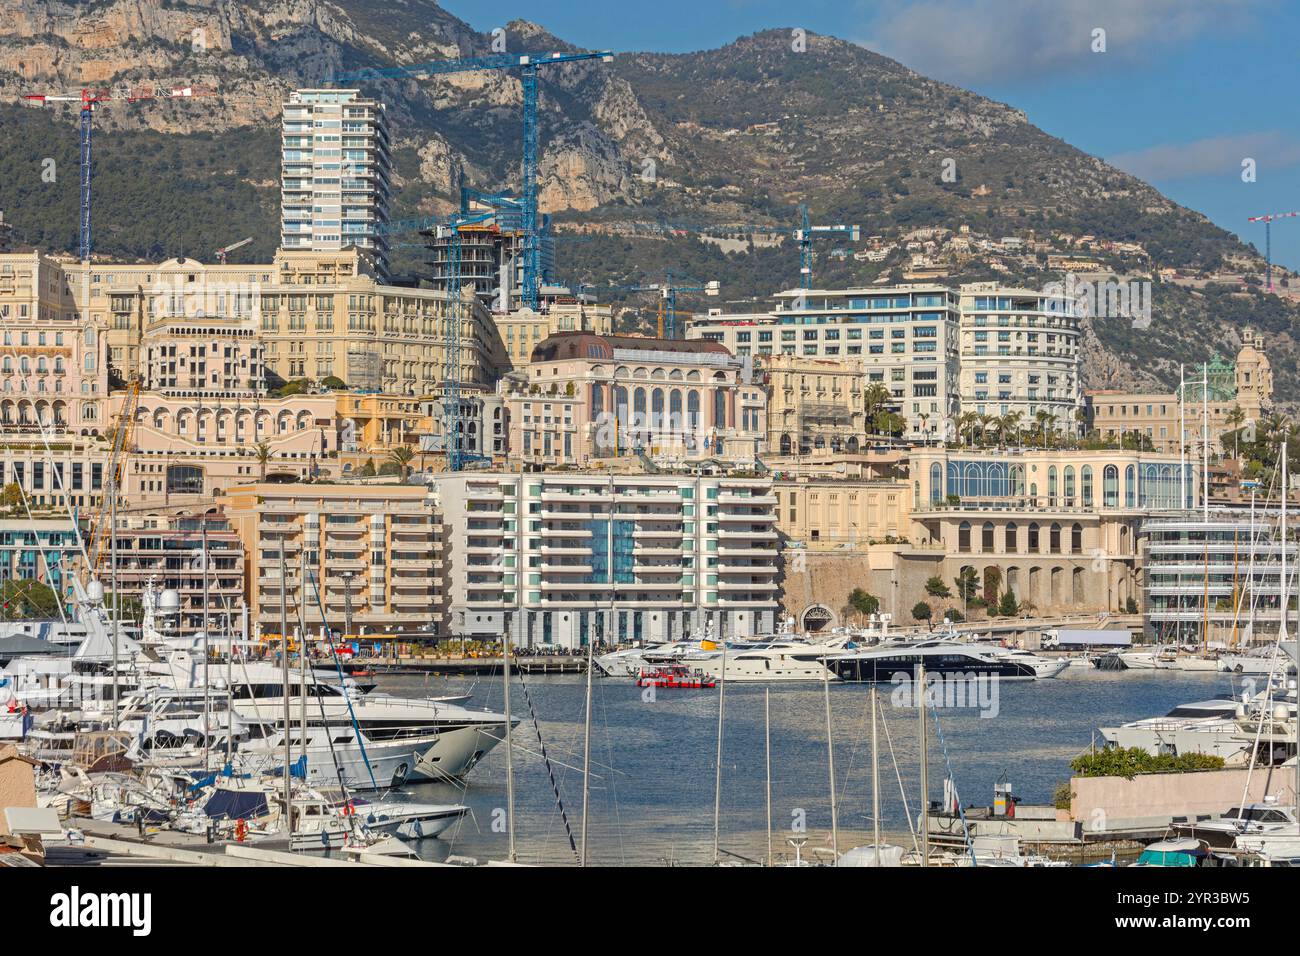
left=1069, top=747, right=1226, bottom=780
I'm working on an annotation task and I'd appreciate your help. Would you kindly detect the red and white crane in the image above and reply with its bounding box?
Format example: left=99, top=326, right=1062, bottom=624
left=22, top=84, right=214, bottom=261
left=1247, top=210, right=1299, bottom=292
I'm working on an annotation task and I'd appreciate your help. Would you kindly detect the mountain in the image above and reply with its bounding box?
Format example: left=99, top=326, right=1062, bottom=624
left=0, top=0, right=1295, bottom=403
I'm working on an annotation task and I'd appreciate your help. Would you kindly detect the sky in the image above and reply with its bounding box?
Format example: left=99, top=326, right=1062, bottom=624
left=445, top=0, right=1300, bottom=272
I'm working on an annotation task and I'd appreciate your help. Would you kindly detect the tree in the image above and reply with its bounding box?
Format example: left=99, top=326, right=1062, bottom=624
left=924, top=576, right=951, bottom=599
left=998, top=590, right=1020, bottom=617
left=387, top=446, right=415, bottom=480
left=357, top=458, right=377, bottom=478
left=1124, top=596, right=1139, bottom=614
left=954, top=567, right=980, bottom=604
left=320, top=375, right=347, bottom=391
left=1, top=578, right=61, bottom=619
left=847, top=588, right=879, bottom=618
left=255, top=441, right=272, bottom=481
left=0, top=481, right=22, bottom=511
left=911, top=601, right=933, bottom=625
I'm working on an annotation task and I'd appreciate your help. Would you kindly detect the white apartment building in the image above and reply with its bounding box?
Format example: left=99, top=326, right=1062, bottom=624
left=958, top=283, right=1081, bottom=429
left=432, top=472, right=780, bottom=648
left=688, top=285, right=961, bottom=439
left=281, top=90, right=392, bottom=279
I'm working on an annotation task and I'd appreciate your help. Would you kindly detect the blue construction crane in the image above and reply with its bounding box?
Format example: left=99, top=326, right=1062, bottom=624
left=23, top=84, right=212, bottom=262
left=332, top=50, right=613, bottom=310
left=794, top=203, right=860, bottom=289
left=596, top=273, right=719, bottom=339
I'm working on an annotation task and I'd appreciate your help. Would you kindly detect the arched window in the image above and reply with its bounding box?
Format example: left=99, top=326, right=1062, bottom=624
left=1049, top=522, right=1062, bottom=553
left=1005, top=522, right=1018, bottom=551
left=590, top=383, right=604, bottom=418
left=779, top=434, right=792, bottom=455
left=1028, top=522, right=1040, bottom=551
left=633, top=387, right=647, bottom=435
left=1125, top=464, right=1136, bottom=508
left=651, top=388, right=664, bottom=431
left=1081, top=465, right=1093, bottom=507
left=713, top=389, right=726, bottom=428
left=1048, top=466, right=1058, bottom=505
left=929, top=462, right=943, bottom=504
left=1063, top=466, right=1076, bottom=505
left=1103, top=465, right=1119, bottom=508
left=669, top=388, right=682, bottom=429
left=1071, top=522, right=1083, bottom=554
left=958, top=521, right=971, bottom=553
left=687, top=390, right=700, bottom=430
left=982, top=521, right=995, bottom=551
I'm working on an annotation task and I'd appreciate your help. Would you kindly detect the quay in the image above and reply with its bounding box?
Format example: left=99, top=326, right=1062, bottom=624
left=341, top=655, right=587, bottom=676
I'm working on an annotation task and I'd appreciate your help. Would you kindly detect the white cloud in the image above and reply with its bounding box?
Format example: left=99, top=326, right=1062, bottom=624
left=1109, top=131, right=1300, bottom=181
left=867, top=0, right=1256, bottom=86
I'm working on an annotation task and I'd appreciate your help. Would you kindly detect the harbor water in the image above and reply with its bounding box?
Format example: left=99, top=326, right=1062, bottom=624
left=378, top=667, right=1251, bottom=866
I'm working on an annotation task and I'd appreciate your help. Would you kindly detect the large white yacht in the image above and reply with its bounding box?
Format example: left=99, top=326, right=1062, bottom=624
left=692, top=634, right=859, bottom=682
left=826, top=639, right=1069, bottom=682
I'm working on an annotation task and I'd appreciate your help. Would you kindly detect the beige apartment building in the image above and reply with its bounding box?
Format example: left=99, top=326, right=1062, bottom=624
left=0, top=248, right=507, bottom=397
left=762, top=354, right=873, bottom=456
left=219, top=483, right=442, bottom=638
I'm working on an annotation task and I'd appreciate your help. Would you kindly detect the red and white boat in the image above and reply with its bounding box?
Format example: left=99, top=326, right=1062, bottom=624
left=635, top=665, right=716, bottom=689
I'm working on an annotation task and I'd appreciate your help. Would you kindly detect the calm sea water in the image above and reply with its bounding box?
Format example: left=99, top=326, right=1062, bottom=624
left=374, top=667, right=1246, bottom=866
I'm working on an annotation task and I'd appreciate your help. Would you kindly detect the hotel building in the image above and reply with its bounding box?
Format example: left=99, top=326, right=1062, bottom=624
left=0, top=249, right=507, bottom=399
left=688, top=284, right=961, bottom=439
left=432, top=472, right=780, bottom=648
left=957, top=282, right=1081, bottom=428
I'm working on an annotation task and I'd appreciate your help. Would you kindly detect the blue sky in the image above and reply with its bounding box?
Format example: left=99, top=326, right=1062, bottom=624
left=445, top=0, right=1300, bottom=271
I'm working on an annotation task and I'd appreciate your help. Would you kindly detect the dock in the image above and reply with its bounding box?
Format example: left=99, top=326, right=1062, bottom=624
left=342, top=655, right=587, bottom=676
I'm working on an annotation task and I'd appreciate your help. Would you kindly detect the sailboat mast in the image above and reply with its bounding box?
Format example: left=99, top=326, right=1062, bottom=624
left=503, top=628, right=516, bottom=862
left=279, top=536, right=291, bottom=833
left=823, top=659, right=838, bottom=859
left=1179, top=364, right=1186, bottom=509
left=110, top=488, right=119, bottom=730
left=712, top=628, right=727, bottom=865
left=871, top=685, right=881, bottom=865
left=202, top=518, right=209, bottom=769
left=1202, top=362, right=1210, bottom=523
left=918, top=660, right=929, bottom=867
left=765, top=687, right=772, bottom=867
left=580, top=624, right=594, bottom=866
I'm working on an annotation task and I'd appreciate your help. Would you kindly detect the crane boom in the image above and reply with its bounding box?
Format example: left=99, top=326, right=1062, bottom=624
left=1247, top=211, right=1300, bottom=292
left=331, top=50, right=612, bottom=309
left=23, top=84, right=214, bottom=261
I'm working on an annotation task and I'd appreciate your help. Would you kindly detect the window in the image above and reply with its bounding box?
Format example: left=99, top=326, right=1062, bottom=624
left=1103, top=465, right=1118, bottom=508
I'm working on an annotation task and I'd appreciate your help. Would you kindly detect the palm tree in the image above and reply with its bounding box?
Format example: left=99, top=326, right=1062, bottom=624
left=1002, top=411, right=1024, bottom=448
left=255, top=441, right=272, bottom=481
left=1034, top=410, right=1054, bottom=448
left=387, top=445, right=415, bottom=480
left=1225, top=405, right=1246, bottom=459
left=863, top=383, right=892, bottom=434
left=957, top=411, right=980, bottom=447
